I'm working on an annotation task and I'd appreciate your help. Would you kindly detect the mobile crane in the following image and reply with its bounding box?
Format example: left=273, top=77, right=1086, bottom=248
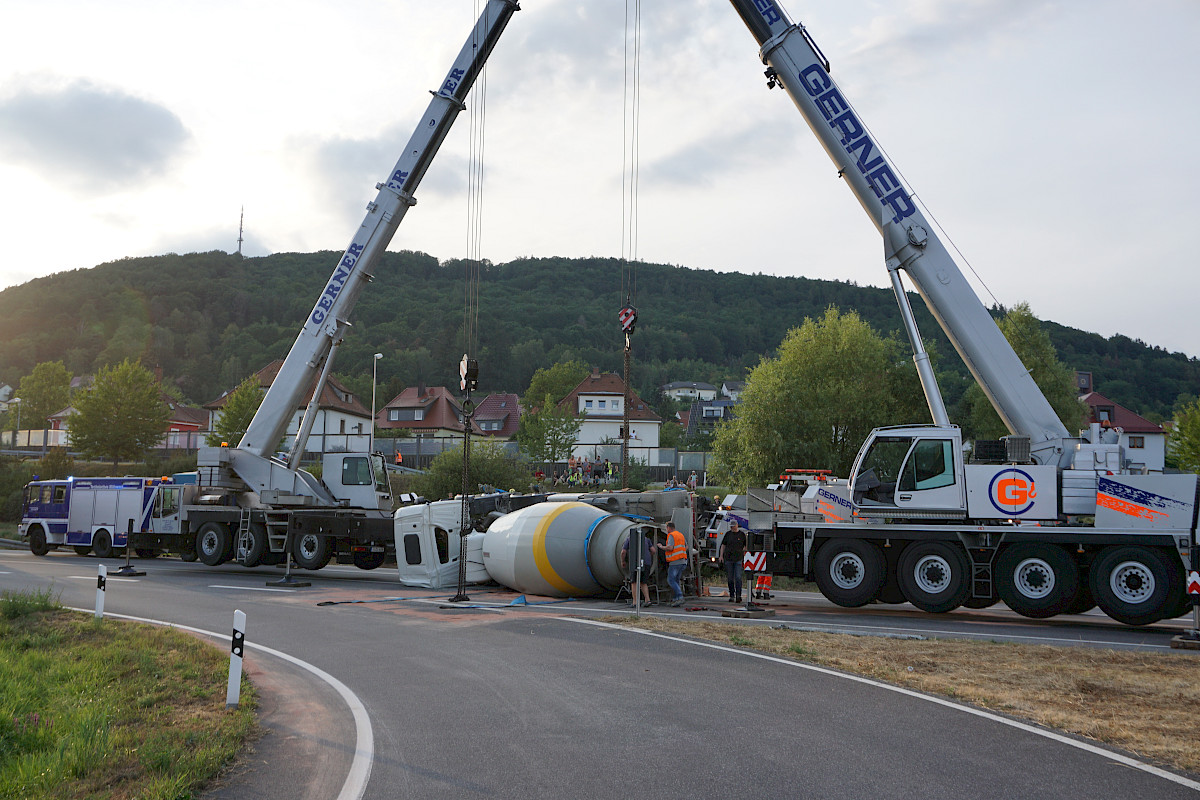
left=727, top=0, right=1196, bottom=625
left=113, top=1, right=520, bottom=570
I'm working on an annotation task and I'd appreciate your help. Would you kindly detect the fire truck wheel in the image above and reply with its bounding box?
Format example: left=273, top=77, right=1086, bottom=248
left=353, top=549, right=386, bottom=570
left=292, top=532, right=332, bottom=570
left=180, top=549, right=198, bottom=562
left=996, top=543, right=1079, bottom=619
left=28, top=525, right=50, bottom=557
left=897, top=540, right=970, bottom=614
left=238, top=523, right=269, bottom=568
left=196, top=522, right=233, bottom=566
left=1090, top=545, right=1175, bottom=626
left=92, top=530, right=115, bottom=559
left=813, top=538, right=885, bottom=607
left=73, top=546, right=92, bottom=557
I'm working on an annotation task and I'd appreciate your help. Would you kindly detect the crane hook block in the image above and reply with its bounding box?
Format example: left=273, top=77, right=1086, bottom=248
left=619, top=305, right=638, bottom=334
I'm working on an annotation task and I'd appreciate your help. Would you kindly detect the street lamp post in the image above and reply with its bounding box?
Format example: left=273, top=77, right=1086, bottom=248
left=370, top=353, right=383, bottom=453
left=10, top=398, right=20, bottom=449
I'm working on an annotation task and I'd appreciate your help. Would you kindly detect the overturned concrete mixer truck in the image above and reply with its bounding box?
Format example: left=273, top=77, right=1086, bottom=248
left=393, top=490, right=696, bottom=597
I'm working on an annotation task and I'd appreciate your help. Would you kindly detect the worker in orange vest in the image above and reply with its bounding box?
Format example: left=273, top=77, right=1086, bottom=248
left=656, top=522, right=688, bottom=606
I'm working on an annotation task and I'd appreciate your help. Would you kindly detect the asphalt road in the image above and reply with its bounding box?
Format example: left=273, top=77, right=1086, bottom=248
left=3, top=548, right=1198, bottom=799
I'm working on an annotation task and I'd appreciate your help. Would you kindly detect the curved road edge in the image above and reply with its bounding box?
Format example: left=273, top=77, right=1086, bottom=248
left=69, top=607, right=374, bottom=800
left=563, top=617, right=1200, bottom=792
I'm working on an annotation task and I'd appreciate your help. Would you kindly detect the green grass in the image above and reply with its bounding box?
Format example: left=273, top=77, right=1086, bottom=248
left=0, top=591, right=256, bottom=799
left=0, top=522, right=17, bottom=541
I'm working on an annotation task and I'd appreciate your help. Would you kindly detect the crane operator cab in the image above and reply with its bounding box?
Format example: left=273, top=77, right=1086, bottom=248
left=849, top=425, right=967, bottom=519
left=325, top=452, right=393, bottom=512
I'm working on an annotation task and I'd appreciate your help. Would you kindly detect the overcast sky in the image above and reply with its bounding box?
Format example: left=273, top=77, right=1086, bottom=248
left=1, top=1, right=1198, bottom=357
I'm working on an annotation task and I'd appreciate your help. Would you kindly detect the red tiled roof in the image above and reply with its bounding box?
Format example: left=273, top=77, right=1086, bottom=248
left=559, top=370, right=661, bottom=422
left=1079, top=391, right=1163, bottom=434
left=376, top=385, right=483, bottom=434
left=203, top=360, right=371, bottom=418
left=474, top=393, right=522, bottom=437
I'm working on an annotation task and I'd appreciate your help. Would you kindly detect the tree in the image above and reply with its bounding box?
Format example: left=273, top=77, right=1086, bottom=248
left=959, top=303, right=1087, bottom=441
left=206, top=375, right=265, bottom=447
left=1168, top=398, right=1200, bottom=473
left=521, top=360, right=589, bottom=410
left=516, top=394, right=583, bottom=469
left=69, top=359, right=170, bottom=466
left=16, top=361, right=72, bottom=431
left=710, top=308, right=926, bottom=488
left=412, top=441, right=532, bottom=500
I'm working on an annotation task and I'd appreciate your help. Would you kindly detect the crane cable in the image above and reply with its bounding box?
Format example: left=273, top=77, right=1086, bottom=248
left=620, top=0, right=642, bottom=308
left=454, top=0, right=490, bottom=603
left=619, top=0, right=642, bottom=489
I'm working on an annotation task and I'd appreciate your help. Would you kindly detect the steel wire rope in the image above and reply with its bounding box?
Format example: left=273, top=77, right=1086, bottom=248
left=620, top=0, right=642, bottom=306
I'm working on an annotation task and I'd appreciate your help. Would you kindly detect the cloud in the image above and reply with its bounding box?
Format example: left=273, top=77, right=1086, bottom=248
left=0, top=79, right=190, bottom=192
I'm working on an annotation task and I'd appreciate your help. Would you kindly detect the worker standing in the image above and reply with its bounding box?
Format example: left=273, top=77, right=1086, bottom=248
left=657, top=522, right=688, bottom=607
left=718, top=519, right=747, bottom=603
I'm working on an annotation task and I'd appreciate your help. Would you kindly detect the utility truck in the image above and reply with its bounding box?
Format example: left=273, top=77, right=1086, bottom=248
left=22, top=1, right=520, bottom=572
left=726, top=0, right=1196, bottom=626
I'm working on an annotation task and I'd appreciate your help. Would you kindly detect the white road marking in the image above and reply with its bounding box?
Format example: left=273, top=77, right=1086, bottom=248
left=208, top=585, right=295, bottom=593
left=68, top=608, right=374, bottom=800
left=68, top=575, right=139, bottom=583
left=565, top=617, right=1200, bottom=792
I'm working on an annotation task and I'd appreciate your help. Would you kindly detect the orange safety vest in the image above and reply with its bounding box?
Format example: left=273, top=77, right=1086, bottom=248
left=665, top=530, right=687, bottom=563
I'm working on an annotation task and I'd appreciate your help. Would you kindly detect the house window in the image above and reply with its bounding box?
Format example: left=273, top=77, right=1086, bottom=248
left=388, top=409, right=424, bottom=421
left=340, top=419, right=346, bottom=434
left=598, top=400, right=606, bottom=409
left=1128, top=436, right=1145, bottom=448
left=1097, top=407, right=1113, bottom=423
left=703, top=407, right=722, bottom=418
left=585, top=400, right=593, bottom=409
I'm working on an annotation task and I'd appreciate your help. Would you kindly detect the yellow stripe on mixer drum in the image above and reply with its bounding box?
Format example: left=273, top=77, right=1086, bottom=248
left=532, top=502, right=584, bottom=596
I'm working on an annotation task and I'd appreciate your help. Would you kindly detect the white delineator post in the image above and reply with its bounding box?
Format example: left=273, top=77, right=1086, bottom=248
left=94, top=564, right=106, bottom=619
left=226, top=610, right=247, bottom=708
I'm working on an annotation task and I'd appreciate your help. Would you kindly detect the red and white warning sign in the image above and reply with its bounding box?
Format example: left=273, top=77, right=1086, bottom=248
left=743, top=552, right=766, bottom=572
left=1187, top=570, right=1200, bottom=595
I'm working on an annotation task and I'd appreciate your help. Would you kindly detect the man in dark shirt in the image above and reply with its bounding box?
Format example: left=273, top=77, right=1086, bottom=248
left=621, top=529, right=655, bottom=606
left=718, top=519, right=747, bottom=603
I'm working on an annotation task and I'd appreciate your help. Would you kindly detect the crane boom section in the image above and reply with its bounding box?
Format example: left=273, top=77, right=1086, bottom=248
left=728, top=0, right=1072, bottom=464
left=238, top=0, right=519, bottom=458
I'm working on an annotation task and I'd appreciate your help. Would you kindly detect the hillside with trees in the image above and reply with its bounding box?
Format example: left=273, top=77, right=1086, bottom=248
left=1, top=249, right=1196, bottom=423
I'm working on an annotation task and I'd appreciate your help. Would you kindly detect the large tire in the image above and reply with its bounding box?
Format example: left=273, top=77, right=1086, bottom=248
left=92, top=530, right=114, bottom=559
left=813, top=538, right=885, bottom=607
left=292, top=532, right=332, bottom=571
left=1090, top=545, right=1175, bottom=626
left=28, top=525, right=50, bottom=557
left=196, top=522, right=233, bottom=567
left=897, top=540, right=970, bottom=614
left=352, top=549, right=386, bottom=571
left=996, top=543, right=1080, bottom=619
left=1162, top=580, right=1191, bottom=620
left=179, top=549, right=199, bottom=563
left=73, top=546, right=93, bottom=557
left=237, top=523, right=269, bottom=568
left=1063, top=575, right=1097, bottom=615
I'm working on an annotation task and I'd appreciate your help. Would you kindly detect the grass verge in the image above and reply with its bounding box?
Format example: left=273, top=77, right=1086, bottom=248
left=617, top=615, right=1200, bottom=777
left=0, top=588, right=257, bottom=799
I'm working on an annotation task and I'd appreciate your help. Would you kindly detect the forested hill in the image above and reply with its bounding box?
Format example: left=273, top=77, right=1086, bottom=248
left=0, top=249, right=1196, bottom=421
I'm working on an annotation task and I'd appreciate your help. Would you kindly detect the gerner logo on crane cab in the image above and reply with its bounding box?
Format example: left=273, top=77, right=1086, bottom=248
left=988, top=468, right=1038, bottom=515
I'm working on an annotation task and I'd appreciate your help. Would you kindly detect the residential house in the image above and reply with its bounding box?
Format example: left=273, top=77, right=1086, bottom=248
left=721, top=381, right=746, bottom=402
left=205, top=360, right=373, bottom=456
left=376, top=384, right=483, bottom=439
left=1079, top=389, right=1166, bottom=474
left=661, top=381, right=717, bottom=402
left=686, top=398, right=737, bottom=439
left=474, top=393, right=522, bottom=437
left=561, top=368, right=661, bottom=462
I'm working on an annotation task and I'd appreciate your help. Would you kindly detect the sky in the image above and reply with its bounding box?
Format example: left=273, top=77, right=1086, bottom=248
left=1, top=0, right=1198, bottom=357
